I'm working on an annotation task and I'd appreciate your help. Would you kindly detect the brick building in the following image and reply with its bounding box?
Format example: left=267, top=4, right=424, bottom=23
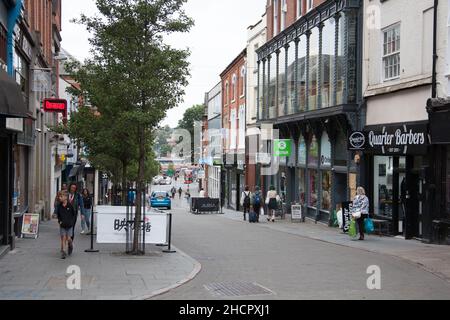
left=0, top=0, right=62, bottom=253
left=221, top=49, right=247, bottom=211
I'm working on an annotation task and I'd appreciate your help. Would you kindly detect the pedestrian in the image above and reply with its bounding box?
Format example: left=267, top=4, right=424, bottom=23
left=351, top=186, right=370, bottom=241
left=53, top=184, right=68, bottom=217
left=185, top=189, right=191, bottom=205
left=171, top=186, right=177, bottom=199
left=240, top=186, right=252, bottom=221
left=251, top=186, right=263, bottom=223
left=178, top=187, right=183, bottom=199
left=68, top=183, right=83, bottom=241
left=56, top=191, right=76, bottom=259
left=199, top=188, right=206, bottom=198
left=80, top=189, right=92, bottom=234
left=266, top=186, right=280, bottom=223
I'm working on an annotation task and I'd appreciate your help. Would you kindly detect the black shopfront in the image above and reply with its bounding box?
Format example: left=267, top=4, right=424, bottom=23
left=256, top=0, right=362, bottom=224
left=352, top=122, right=430, bottom=239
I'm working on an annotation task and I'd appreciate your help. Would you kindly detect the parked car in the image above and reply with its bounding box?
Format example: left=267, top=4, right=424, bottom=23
left=159, top=177, right=172, bottom=185
left=149, top=191, right=171, bottom=210
left=152, top=176, right=164, bottom=185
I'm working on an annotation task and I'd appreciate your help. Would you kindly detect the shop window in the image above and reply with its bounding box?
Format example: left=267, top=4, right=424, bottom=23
left=298, top=135, right=307, bottom=166
left=308, top=134, right=319, bottom=166
left=278, top=47, right=286, bottom=117
left=287, top=44, right=296, bottom=115
left=320, top=132, right=331, bottom=168
left=373, top=156, right=394, bottom=218
left=298, top=169, right=306, bottom=205
left=309, top=169, right=318, bottom=208
left=322, top=171, right=332, bottom=211
left=336, top=12, right=346, bottom=105
left=321, top=19, right=336, bottom=108
left=269, top=55, right=277, bottom=119
left=298, top=35, right=307, bottom=112
left=308, top=28, right=319, bottom=111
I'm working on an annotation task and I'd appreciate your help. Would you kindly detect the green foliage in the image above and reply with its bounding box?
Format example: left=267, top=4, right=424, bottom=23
left=66, top=0, right=193, bottom=253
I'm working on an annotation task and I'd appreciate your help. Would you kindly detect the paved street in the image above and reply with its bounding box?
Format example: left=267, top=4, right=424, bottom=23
left=150, top=182, right=450, bottom=300
left=0, top=206, right=199, bottom=300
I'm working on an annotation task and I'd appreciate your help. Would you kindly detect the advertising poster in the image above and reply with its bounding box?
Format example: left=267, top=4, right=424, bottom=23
left=22, top=214, right=40, bottom=238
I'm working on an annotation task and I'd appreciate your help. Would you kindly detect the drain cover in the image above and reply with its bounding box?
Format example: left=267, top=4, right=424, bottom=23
left=204, top=281, right=273, bottom=297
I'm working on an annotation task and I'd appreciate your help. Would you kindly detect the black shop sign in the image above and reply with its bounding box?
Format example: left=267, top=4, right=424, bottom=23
left=348, top=123, right=428, bottom=155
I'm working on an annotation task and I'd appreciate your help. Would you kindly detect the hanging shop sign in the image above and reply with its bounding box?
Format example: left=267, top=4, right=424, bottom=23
left=274, top=139, right=292, bottom=157
left=348, top=123, right=428, bottom=155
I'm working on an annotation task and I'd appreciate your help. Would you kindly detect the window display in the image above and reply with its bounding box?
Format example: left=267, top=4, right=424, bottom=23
left=309, top=170, right=318, bottom=208
left=298, top=169, right=306, bottom=205
left=322, top=171, right=332, bottom=211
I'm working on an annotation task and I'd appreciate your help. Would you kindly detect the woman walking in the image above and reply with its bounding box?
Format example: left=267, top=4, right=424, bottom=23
left=266, top=186, right=279, bottom=223
left=240, top=186, right=252, bottom=221
left=80, top=189, right=92, bottom=234
left=352, top=186, right=370, bottom=241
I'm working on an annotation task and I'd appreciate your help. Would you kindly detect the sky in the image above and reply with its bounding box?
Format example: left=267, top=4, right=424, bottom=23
left=60, top=0, right=266, bottom=128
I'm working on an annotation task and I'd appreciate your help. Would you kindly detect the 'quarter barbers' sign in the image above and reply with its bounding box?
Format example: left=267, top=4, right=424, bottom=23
left=348, top=123, right=428, bottom=155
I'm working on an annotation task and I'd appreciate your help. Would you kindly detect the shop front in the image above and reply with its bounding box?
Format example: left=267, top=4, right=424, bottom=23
left=351, top=122, right=429, bottom=239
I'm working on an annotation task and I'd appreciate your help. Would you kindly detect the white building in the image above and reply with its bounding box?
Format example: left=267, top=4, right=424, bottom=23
left=362, top=0, right=448, bottom=239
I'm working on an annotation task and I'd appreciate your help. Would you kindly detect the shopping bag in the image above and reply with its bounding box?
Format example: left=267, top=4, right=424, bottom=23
left=348, top=220, right=357, bottom=239
left=365, top=218, right=374, bottom=234
left=260, top=207, right=265, bottom=216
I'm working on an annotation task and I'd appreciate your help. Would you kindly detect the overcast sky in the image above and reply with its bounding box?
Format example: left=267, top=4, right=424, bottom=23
left=60, top=0, right=265, bottom=128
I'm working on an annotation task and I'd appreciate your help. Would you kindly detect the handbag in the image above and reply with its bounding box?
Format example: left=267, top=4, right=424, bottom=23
left=265, top=197, right=270, bottom=205
left=365, top=218, right=374, bottom=234
left=352, top=211, right=362, bottom=219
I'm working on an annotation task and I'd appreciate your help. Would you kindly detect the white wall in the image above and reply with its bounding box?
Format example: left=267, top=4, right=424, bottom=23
left=366, top=85, right=431, bottom=126
left=363, top=0, right=435, bottom=92
left=246, top=16, right=266, bottom=126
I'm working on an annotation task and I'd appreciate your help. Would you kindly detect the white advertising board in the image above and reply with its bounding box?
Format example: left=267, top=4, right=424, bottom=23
left=97, top=212, right=168, bottom=244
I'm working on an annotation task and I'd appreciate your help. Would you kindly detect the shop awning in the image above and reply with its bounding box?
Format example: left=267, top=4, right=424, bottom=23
left=68, top=164, right=86, bottom=178
left=0, top=69, right=29, bottom=118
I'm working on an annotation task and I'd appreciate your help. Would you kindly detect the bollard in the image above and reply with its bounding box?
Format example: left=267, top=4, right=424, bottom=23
left=163, top=214, right=176, bottom=253
left=85, top=198, right=99, bottom=253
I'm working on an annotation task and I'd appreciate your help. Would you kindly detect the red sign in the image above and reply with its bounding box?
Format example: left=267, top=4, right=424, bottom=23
left=43, top=99, right=67, bottom=113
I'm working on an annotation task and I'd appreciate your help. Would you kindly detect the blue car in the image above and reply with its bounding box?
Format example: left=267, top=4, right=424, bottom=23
left=150, top=191, right=171, bottom=210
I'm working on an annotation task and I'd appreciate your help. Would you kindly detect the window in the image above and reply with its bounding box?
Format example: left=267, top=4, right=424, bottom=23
left=298, top=169, right=306, bottom=205
left=287, top=44, right=296, bottom=115
left=308, top=134, right=319, bottom=166
left=281, top=0, right=287, bottom=32
left=309, top=170, right=318, bottom=208
left=308, top=28, right=319, bottom=111
left=321, top=19, right=336, bottom=108
left=307, top=0, right=313, bottom=12
left=232, top=74, right=237, bottom=102
left=225, top=81, right=229, bottom=105
left=298, top=35, right=307, bottom=112
left=322, top=171, right=332, bottom=211
left=273, top=0, right=279, bottom=36
left=278, top=48, right=286, bottom=117
left=297, top=0, right=303, bottom=18
left=240, top=66, right=246, bottom=97
left=383, top=24, right=401, bottom=81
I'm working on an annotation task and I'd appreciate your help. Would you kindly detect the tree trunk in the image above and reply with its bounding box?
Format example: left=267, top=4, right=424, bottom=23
left=132, top=125, right=146, bottom=254
left=121, top=161, right=127, bottom=206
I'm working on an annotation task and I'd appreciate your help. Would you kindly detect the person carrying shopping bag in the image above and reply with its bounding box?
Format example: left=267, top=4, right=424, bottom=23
left=351, top=186, right=370, bottom=241
left=266, top=186, right=280, bottom=222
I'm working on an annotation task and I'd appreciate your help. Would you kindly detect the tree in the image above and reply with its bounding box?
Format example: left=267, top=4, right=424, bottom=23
left=74, top=0, right=193, bottom=254
left=177, top=104, right=204, bottom=162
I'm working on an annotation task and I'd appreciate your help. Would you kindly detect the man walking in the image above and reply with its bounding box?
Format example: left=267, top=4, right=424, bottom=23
left=240, top=186, right=252, bottom=221
left=252, top=186, right=263, bottom=223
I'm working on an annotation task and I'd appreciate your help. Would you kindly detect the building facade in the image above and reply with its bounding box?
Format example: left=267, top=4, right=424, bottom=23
left=257, top=0, right=362, bottom=224
left=246, top=14, right=267, bottom=192
left=361, top=0, right=447, bottom=241
left=0, top=0, right=62, bottom=253
left=205, top=82, right=222, bottom=201
left=221, top=49, right=247, bottom=211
